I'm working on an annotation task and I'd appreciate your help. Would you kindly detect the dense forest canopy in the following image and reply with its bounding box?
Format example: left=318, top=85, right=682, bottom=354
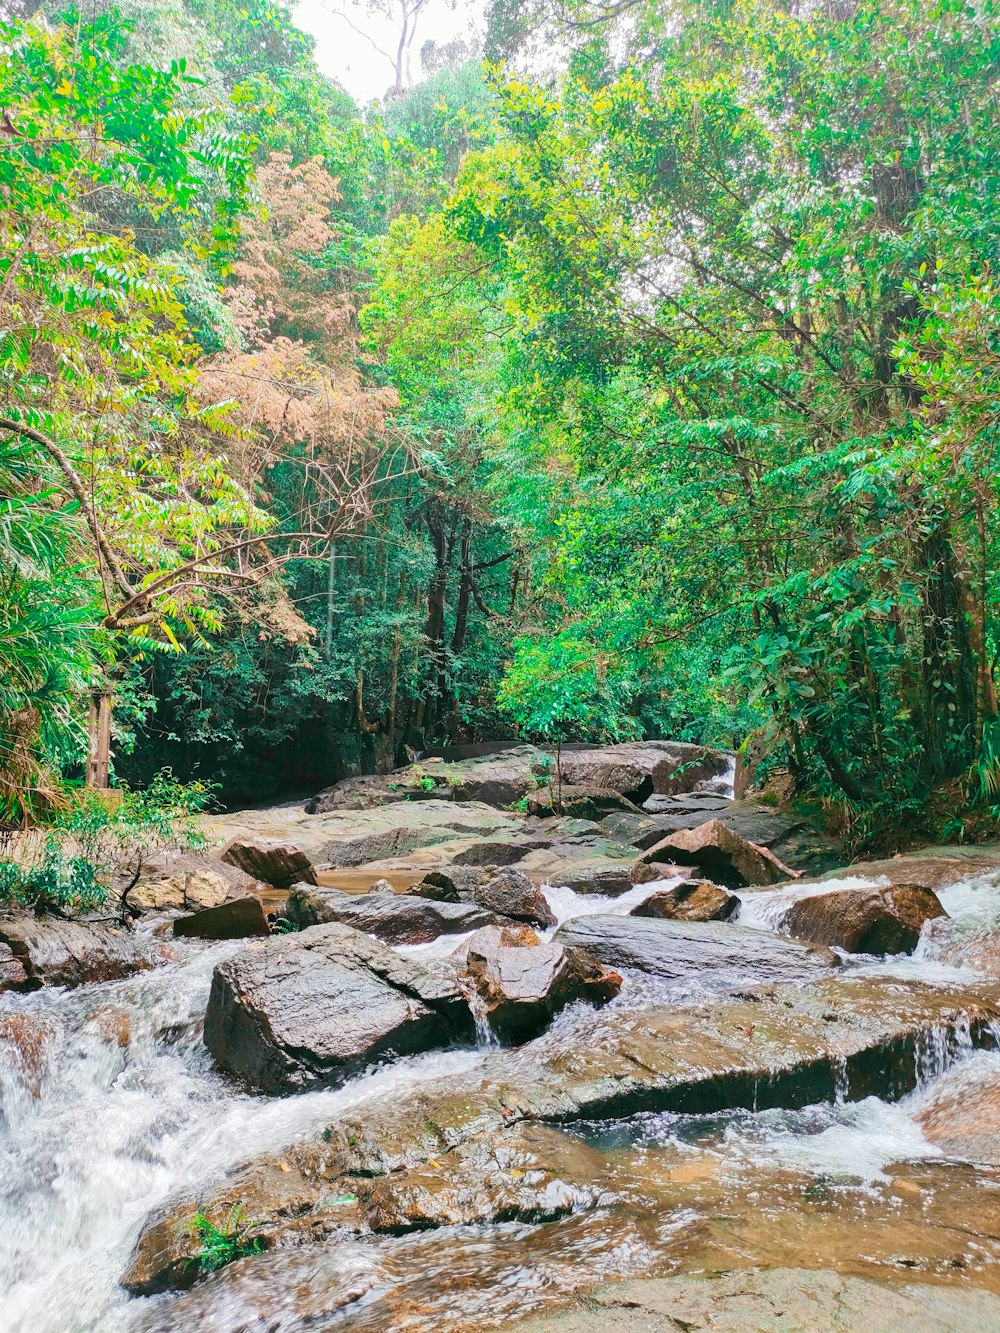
left=1, top=0, right=999, bottom=839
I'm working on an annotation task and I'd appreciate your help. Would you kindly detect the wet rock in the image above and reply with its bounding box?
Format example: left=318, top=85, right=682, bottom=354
left=915, top=1061, right=1000, bottom=1165
left=0, top=941, right=32, bottom=991
left=363, top=1122, right=604, bottom=1233
left=370, top=877, right=395, bottom=894
left=547, top=865, right=636, bottom=896
left=511, top=1267, right=1000, bottom=1333
left=173, top=894, right=270, bottom=940
left=412, top=867, right=555, bottom=929
left=630, top=880, right=738, bottom=922
left=0, top=917, right=168, bottom=988
left=129, top=1248, right=378, bottom=1328
left=89, top=1004, right=131, bottom=1048
left=462, top=940, right=622, bottom=1042
left=221, top=836, right=317, bottom=889
left=635, top=818, right=798, bottom=888
left=783, top=883, right=946, bottom=955
left=0, top=1012, right=59, bottom=1095
left=554, top=915, right=837, bottom=984
left=203, top=923, right=475, bottom=1093
left=128, top=974, right=1000, bottom=1295
left=284, top=884, right=496, bottom=944
left=450, top=923, right=542, bottom=962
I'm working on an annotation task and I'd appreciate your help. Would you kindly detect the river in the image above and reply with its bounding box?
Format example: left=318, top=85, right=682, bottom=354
left=3, top=863, right=1000, bottom=1330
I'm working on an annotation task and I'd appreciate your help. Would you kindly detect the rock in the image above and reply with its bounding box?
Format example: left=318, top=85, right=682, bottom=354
left=554, top=915, right=837, bottom=984
left=173, top=894, right=270, bottom=940
left=509, top=1268, right=1000, bottom=1333
left=412, top=867, right=555, bottom=929
left=203, top=923, right=475, bottom=1092
left=227, top=799, right=525, bottom=869
left=914, top=1060, right=1000, bottom=1165
left=362, top=1121, right=604, bottom=1233
left=547, top=865, right=636, bottom=896
left=630, top=880, right=738, bottom=922
left=284, top=885, right=496, bottom=945
left=0, top=1012, right=59, bottom=1095
left=783, top=883, right=946, bottom=955
left=221, top=836, right=317, bottom=889
left=128, top=1248, right=379, bottom=1327
left=450, top=924, right=542, bottom=962
left=0, top=941, right=32, bottom=991
left=369, top=878, right=395, bottom=894
left=312, top=745, right=551, bottom=811
left=463, top=939, right=621, bottom=1042
left=127, top=974, right=1000, bottom=1294
left=0, top=917, right=168, bottom=988
left=526, top=786, right=640, bottom=819
left=89, top=1005, right=131, bottom=1048
left=635, top=819, right=798, bottom=888
left=449, top=839, right=538, bottom=866
left=558, top=741, right=731, bottom=803
left=129, top=850, right=261, bottom=912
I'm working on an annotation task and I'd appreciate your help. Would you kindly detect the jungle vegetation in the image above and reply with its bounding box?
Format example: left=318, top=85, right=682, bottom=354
left=1, top=0, right=998, bottom=843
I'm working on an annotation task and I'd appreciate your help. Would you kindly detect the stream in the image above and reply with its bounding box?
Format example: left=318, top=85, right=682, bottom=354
left=4, top=863, right=1000, bottom=1330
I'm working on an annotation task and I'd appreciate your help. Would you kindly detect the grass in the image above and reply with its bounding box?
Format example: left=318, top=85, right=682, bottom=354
left=188, top=1205, right=264, bottom=1274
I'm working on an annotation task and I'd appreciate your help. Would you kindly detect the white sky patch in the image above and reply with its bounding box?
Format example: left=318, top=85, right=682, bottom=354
left=295, top=0, right=486, bottom=103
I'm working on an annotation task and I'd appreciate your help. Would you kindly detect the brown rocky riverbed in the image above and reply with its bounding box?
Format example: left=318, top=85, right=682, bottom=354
left=4, top=743, right=1000, bottom=1332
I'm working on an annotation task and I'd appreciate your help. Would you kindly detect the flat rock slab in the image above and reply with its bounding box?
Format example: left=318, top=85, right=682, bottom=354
left=554, top=914, right=837, bottom=985
left=285, top=885, right=497, bottom=943
left=203, top=922, right=474, bottom=1093
left=504, top=1268, right=1000, bottom=1333
left=206, top=799, right=527, bottom=869
left=126, top=973, right=1000, bottom=1293
left=0, top=917, right=169, bottom=988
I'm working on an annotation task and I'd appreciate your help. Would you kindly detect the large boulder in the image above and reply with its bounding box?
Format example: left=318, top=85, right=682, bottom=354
left=311, top=746, right=551, bottom=812
left=283, top=884, right=495, bottom=945
left=412, top=867, right=555, bottom=929
left=630, top=880, right=738, bottom=923
left=554, top=915, right=837, bottom=985
left=204, top=923, right=474, bottom=1093
left=462, top=938, right=621, bottom=1042
left=558, top=741, right=731, bottom=803
left=0, top=917, right=170, bottom=988
left=220, top=837, right=317, bottom=889
left=129, top=850, right=261, bottom=912
left=635, top=819, right=797, bottom=888
left=173, top=894, right=270, bottom=940
left=782, top=884, right=946, bottom=955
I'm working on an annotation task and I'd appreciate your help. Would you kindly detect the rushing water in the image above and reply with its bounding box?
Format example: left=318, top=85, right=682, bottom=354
left=4, top=857, right=1000, bottom=1330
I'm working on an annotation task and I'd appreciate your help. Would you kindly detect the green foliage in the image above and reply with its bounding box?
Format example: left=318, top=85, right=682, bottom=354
left=189, top=1206, right=264, bottom=1274
left=0, top=771, right=213, bottom=913
left=497, top=632, right=640, bottom=743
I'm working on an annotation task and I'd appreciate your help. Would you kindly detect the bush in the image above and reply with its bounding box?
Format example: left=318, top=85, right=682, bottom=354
left=0, top=770, right=215, bottom=914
